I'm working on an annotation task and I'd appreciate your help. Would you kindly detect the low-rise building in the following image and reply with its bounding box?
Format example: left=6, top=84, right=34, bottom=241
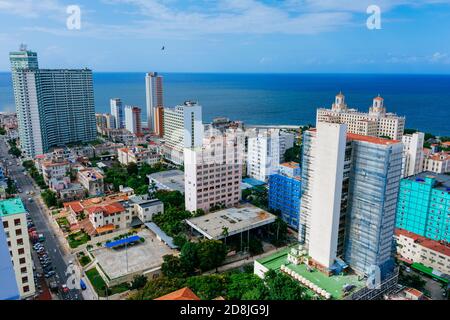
left=422, top=151, right=450, bottom=174
left=64, top=193, right=163, bottom=235
left=185, top=204, right=276, bottom=240
left=118, top=146, right=160, bottom=167
left=41, top=160, right=70, bottom=185
left=77, top=168, right=104, bottom=196
left=395, top=228, right=450, bottom=276
left=58, top=183, right=86, bottom=202
left=0, top=198, right=35, bottom=299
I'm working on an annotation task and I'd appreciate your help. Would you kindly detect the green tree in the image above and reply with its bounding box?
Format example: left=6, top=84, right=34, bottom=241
left=130, top=275, right=148, bottom=290
left=186, top=274, right=227, bottom=300
left=268, top=217, right=288, bottom=247
left=129, top=277, right=186, bottom=300
left=155, top=190, right=185, bottom=209
left=284, top=145, right=301, bottom=163
left=41, top=189, right=58, bottom=208
left=196, top=240, right=227, bottom=272
left=5, top=179, right=17, bottom=195
left=127, top=162, right=139, bottom=176
left=180, top=241, right=199, bottom=275
left=264, top=270, right=309, bottom=300
left=226, top=272, right=265, bottom=300
left=161, top=255, right=187, bottom=278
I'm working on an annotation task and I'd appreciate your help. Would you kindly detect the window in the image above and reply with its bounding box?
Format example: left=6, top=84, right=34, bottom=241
left=19, top=258, right=26, bottom=264
left=23, top=286, right=29, bottom=293
left=14, top=219, right=21, bottom=226
left=17, top=238, right=24, bottom=246
left=2, top=221, right=8, bottom=228
left=18, top=248, right=24, bottom=255
left=20, top=267, right=27, bottom=273
left=22, top=276, right=28, bottom=284
left=15, top=229, right=22, bottom=236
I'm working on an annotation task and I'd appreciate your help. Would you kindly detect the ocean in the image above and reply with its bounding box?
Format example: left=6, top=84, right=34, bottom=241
left=1, top=72, right=449, bottom=136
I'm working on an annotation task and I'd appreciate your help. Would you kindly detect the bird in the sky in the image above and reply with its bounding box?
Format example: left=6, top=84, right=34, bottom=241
left=161, top=46, right=165, bottom=51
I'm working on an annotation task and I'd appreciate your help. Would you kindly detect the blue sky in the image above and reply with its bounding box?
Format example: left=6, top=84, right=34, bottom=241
left=1, top=0, right=450, bottom=73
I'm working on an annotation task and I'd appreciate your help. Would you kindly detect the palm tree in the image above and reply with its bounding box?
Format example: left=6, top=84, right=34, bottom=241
left=149, top=181, right=157, bottom=198
left=221, top=227, right=229, bottom=246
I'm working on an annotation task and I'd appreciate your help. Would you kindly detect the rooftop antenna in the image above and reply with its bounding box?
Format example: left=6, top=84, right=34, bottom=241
left=19, top=43, right=28, bottom=51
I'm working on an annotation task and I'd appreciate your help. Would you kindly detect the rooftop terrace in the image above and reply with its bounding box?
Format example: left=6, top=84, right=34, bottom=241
left=256, top=247, right=366, bottom=300
left=0, top=198, right=26, bottom=217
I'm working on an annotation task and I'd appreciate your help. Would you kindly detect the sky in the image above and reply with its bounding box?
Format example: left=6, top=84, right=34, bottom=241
left=1, top=0, right=450, bottom=73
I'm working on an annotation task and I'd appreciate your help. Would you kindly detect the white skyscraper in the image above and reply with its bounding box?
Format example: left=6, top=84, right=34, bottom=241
left=402, top=132, right=425, bottom=178
left=124, top=106, right=142, bottom=135
left=300, top=124, right=403, bottom=278
left=110, top=98, right=124, bottom=129
left=163, top=101, right=203, bottom=165
left=308, top=122, right=347, bottom=269
left=246, top=128, right=280, bottom=182
left=145, top=72, right=164, bottom=133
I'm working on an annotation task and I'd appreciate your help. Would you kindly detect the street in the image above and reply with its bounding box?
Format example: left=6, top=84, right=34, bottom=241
left=0, top=137, right=83, bottom=300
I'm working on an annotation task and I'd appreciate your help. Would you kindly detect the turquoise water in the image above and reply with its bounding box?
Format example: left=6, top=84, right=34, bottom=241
left=1, top=72, right=449, bottom=135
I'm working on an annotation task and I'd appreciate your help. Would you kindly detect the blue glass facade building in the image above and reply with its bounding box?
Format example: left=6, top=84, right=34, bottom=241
left=268, top=163, right=301, bottom=229
left=396, top=172, right=450, bottom=242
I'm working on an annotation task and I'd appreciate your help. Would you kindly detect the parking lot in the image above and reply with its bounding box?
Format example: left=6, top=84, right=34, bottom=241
left=91, top=229, right=175, bottom=280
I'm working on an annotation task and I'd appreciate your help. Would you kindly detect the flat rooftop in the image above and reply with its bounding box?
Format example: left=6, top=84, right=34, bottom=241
left=185, top=204, right=276, bottom=240
left=147, top=170, right=185, bottom=193
left=257, top=247, right=366, bottom=300
left=91, top=229, right=174, bottom=280
left=0, top=198, right=26, bottom=217
left=404, top=171, right=450, bottom=191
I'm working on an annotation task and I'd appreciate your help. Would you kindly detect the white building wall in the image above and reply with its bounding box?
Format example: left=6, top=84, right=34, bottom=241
left=2, top=212, right=36, bottom=299
left=163, top=102, right=203, bottom=165
left=402, top=132, right=424, bottom=178
left=308, top=123, right=347, bottom=269
left=247, top=129, right=280, bottom=182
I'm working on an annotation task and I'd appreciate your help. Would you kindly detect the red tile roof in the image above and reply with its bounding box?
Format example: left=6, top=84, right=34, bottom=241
left=87, top=202, right=125, bottom=216
left=405, top=288, right=423, bottom=298
left=155, top=287, right=200, bottom=301
left=64, top=201, right=84, bottom=214
left=395, top=228, right=450, bottom=257
left=307, top=129, right=400, bottom=146
left=347, top=133, right=400, bottom=146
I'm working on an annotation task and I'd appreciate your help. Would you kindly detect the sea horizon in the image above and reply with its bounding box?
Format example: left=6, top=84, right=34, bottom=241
left=1, top=72, right=450, bottom=136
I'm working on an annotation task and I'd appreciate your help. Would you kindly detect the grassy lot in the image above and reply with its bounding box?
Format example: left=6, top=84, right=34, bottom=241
left=85, top=267, right=130, bottom=297
left=67, top=231, right=90, bottom=249
left=57, top=217, right=70, bottom=228
left=78, top=254, right=92, bottom=267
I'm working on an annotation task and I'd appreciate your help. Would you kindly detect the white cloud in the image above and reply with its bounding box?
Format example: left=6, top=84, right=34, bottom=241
left=0, top=0, right=65, bottom=18
left=429, top=52, right=450, bottom=63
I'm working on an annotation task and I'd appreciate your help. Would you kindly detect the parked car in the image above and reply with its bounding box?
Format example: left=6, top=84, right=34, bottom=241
left=61, top=284, right=70, bottom=293
left=45, top=271, right=56, bottom=278
left=80, top=279, right=87, bottom=291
